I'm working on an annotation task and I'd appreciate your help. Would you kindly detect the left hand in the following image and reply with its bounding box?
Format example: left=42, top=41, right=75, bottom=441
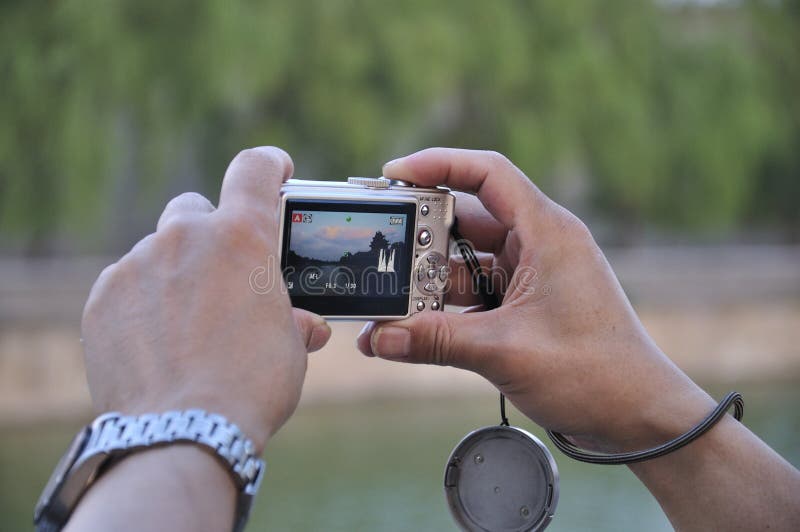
left=81, top=147, right=331, bottom=452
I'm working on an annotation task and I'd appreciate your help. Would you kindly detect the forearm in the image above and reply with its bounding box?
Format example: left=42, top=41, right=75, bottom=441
left=629, top=414, right=800, bottom=531
left=66, top=445, right=237, bottom=532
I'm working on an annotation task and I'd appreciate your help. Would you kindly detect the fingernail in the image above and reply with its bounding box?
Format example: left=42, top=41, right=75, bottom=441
left=382, top=158, right=402, bottom=172
left=356, top=322, right=375, bottom=357
left=309, top=322, right=332, bottom=352
left=371, top=326, right=410, bottom=359
left=316, top=320, right=331, bottom=336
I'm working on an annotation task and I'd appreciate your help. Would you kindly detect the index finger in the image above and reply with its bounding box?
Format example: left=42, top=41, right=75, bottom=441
left=381, top=148, right=541, bottom=229
left=218, top=146, right=294, bottom=224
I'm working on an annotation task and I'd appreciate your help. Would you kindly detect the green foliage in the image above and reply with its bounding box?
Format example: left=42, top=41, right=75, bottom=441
left=0, top=0, right=797, bottom=253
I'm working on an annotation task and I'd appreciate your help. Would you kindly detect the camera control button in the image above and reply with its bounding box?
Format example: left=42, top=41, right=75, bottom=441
left=418, top=229, right=432, bottom=246
left=426, top=254, right=438, bottom=264
left=431, top=301, right=441, bottom=311
left=439, top=266, right=448, bottom=282
left=417, top=265, right=426, bottom=281
left=416, top=300, right=426, bottom=311
left=424, top=282, right=437, bottom=292
left=427, top=268, right=437, bottom=279
left=420, top=204, right=430, bottom=216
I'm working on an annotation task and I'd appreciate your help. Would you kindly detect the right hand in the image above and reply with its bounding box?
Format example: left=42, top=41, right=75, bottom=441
left=357, top=148, right=715, bottom=452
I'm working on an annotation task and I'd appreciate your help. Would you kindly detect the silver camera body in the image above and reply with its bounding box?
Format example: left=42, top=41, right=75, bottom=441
left=279, top=177, right=455, bottom=320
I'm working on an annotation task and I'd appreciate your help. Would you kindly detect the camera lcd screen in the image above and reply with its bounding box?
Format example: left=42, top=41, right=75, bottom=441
left=281, top=199, right=417, bottom=316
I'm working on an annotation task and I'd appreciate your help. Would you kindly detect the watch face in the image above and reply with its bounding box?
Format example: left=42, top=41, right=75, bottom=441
left=34, top=425, right=90, bottom=524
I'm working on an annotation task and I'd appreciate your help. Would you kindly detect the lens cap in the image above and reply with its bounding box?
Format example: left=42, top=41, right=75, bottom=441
left=444, top=425, right=559, bottom=532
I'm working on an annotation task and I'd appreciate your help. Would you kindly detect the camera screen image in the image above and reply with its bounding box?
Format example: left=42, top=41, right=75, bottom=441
left=281, top=199, right=417, bottom=316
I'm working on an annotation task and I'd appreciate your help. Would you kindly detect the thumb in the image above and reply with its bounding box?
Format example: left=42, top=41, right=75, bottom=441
left=292, top=308, right=332, bottom=352
left=358, top=311, right=497, bottom=372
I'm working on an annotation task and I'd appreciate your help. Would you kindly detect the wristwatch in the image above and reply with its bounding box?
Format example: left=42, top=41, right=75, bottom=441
left=33, top=410, right=265, bottom=532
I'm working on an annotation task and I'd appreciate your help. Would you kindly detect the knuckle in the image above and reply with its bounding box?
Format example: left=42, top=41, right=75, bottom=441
left=543, top=202, right=593, bottom=247
left=169, top=191, right=209, bottom=209
left=561, top=211, right=593, bottom=244
left=110, top=253, right=141, bottom=282
left=428, top=314, right=457, bottom=366
left=483, top=150, right=512, bottom=170
left=95, top=262, right=117, bottom=286
left=157, top=216, right=199, bottom=246
left=180, top=191, right=208, bottom=202
left=82, top=261, right=131, bottom=327
left=216, top=212, right=269, bottom=251
left=80, top=301, right=98, bottom=332
left=234, top=147, right=283, bottom=174
left=128, top=233, right=156, bottom=257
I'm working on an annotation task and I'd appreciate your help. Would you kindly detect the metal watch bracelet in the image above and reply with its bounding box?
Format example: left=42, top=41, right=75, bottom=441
left=34, top=410, right=265, bottom=532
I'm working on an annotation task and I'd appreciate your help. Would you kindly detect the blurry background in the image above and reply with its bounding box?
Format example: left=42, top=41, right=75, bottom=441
left=1, top=0, right=798, bottom=530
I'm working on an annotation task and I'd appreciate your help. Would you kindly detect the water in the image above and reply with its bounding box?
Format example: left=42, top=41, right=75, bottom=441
left=1, top=384, right=798, bottom=531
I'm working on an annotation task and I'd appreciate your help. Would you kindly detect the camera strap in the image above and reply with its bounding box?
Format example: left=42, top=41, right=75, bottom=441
left=450, top=221, right=511, bottom=426
left=445, top=220, right=559, bottom=531
left=449, top=218, right=745, bottom=466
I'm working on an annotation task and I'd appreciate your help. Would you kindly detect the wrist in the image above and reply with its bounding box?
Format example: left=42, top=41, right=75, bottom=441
left=38, top=409, right=265, bottom=532
left=588, top=379, right=717, bottom=454
left=67, top=445, right=237, bottom=532
left=561, top=339, right=717, bottom=454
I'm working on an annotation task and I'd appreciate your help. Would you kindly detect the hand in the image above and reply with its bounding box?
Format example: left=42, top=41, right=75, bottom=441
left=357, top=148, right=714, bottom=452
left=81, top=147, right=331, bottom=452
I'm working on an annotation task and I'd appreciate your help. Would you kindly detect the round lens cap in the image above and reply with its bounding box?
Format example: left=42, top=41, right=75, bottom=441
left=444, top=425, right=559, bottom=532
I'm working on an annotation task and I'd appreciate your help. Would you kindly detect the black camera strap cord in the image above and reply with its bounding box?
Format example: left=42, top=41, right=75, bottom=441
left=450, top=219, right=744, bottom=465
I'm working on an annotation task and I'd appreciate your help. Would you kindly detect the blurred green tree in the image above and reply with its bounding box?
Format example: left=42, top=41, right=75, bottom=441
left=0, top=0, right=797, bottom=254
left=745, top=0, right=800, bottom=238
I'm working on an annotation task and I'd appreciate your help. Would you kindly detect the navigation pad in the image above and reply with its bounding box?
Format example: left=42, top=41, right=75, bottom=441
left=415, top=251, right=448, bottom=301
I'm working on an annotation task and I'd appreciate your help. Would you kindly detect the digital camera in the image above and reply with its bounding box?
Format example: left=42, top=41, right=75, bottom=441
left=279, top=177, right=455, bottom=320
